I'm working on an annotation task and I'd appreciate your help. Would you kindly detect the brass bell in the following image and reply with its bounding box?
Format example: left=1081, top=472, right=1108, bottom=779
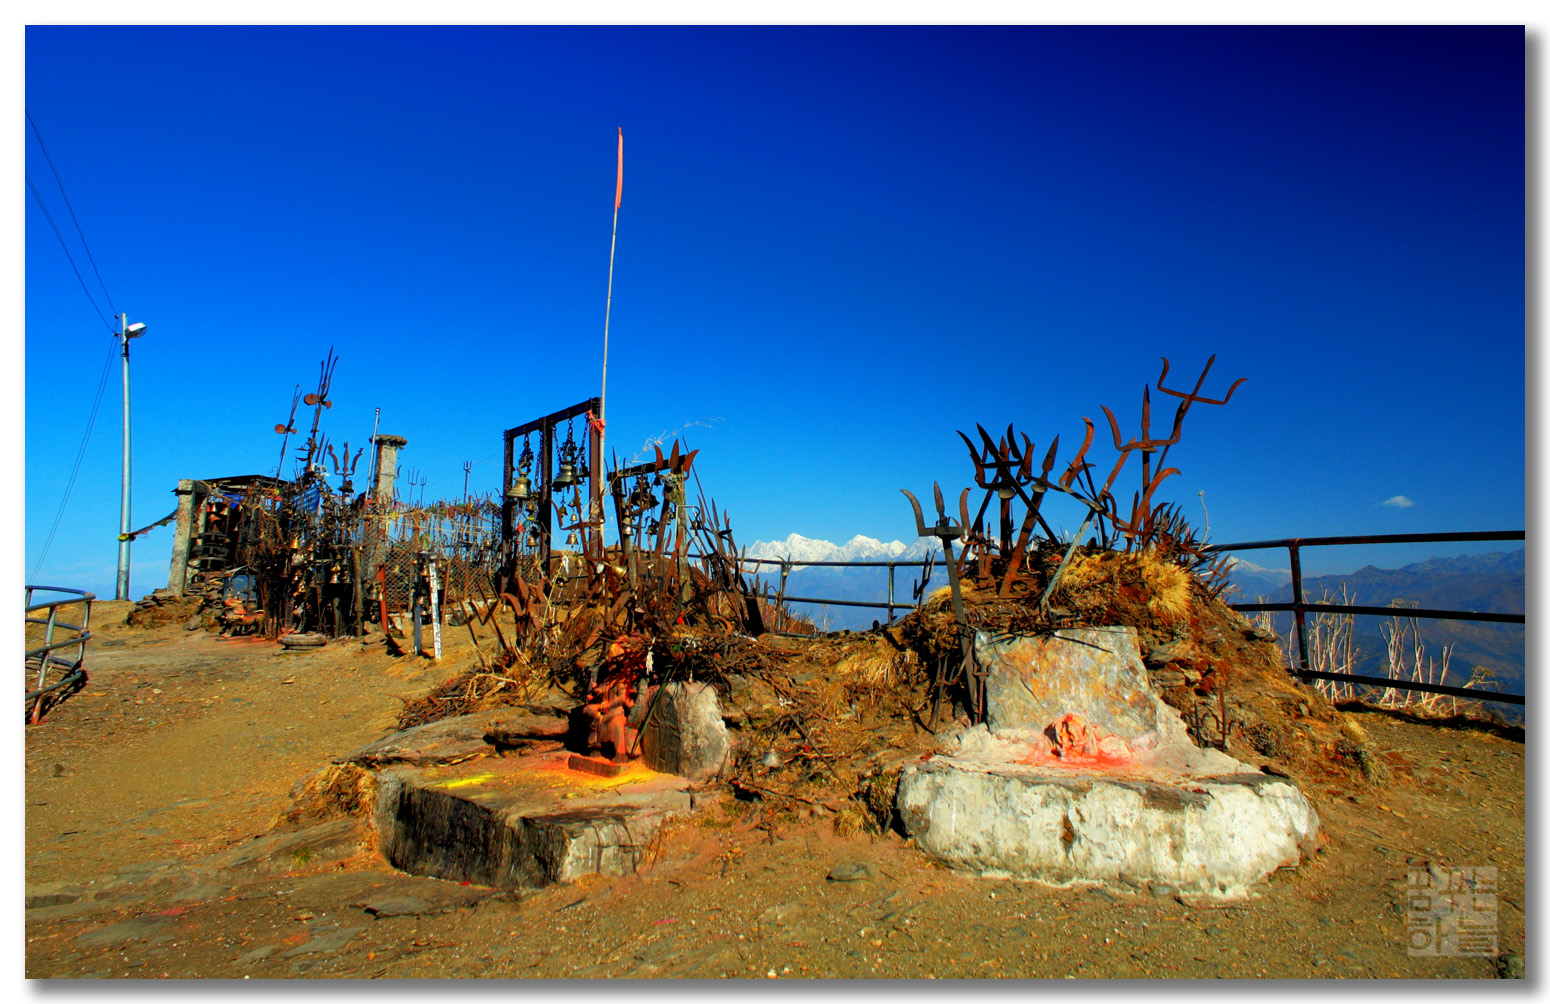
left=552, top=462, right=578, bottom=490
left=507, top=474, right=531, bottom=501
left=566, top=530, right=579, bottom=547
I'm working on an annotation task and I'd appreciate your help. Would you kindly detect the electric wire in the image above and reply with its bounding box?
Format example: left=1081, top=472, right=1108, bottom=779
left=26, top=172, right=114, bottom=334
left=25, top=116, right=120, bottom=582
left=28, top=338, right=119, bottom=584
left=27, top=111, right=118, bottom=315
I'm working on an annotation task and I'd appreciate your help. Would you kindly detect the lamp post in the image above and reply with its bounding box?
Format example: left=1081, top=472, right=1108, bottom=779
left=114, top=314, right=147, bottom=600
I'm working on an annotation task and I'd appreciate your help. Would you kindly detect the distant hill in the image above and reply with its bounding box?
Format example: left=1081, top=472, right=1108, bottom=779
left=1232, top=549, right=1524, bottom=700
left=1223, top=557, right=1292, bottom=602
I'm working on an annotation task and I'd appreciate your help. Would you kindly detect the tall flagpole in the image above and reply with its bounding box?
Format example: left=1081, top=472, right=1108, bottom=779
left=598, top=128, right=622, bottom=530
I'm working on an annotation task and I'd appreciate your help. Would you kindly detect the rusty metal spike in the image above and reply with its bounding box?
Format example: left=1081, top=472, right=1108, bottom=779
left=1156, top=353, right=1245, bottom=406
left=1143, top=466, right=1182, bottom=506
left=1140, top=385, right=1152, bottom=440
left=1042, top=435, right=1060, bottom=476
left=1100, top=448, right=1132, bottom=497
left=1193, top=354, right=1216, bottom=397
left=957, top=430, right=988, bottom=487
left=977, top=424, right=999, bottom=460
left=957, top=429, right=984, bottom=464
left=958, top=488, right=972, bottom=541
left=900, top=489, right=928, bottom=536
left=1100, top=405, right=1128, bottom=452
left=932, top=481, right=945, bottom=517
left=1061, top=419, right=1095, bottom=489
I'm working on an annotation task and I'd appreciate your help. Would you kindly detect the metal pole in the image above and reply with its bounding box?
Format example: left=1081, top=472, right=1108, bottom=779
left=1289, top=543, right=1310, bottom=673
left=428, top=555, right=442, bottom=661
left=367, top=407, right=381, bottom=493
left=599, top=128, right=622, bottom=509
left=115, top=315, right=132, bottom=601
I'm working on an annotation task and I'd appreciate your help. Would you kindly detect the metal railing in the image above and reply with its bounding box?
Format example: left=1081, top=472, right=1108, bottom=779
left=710, top=531, right=1524, bottom=707
left=25, top=586, right=94, bottom=723
left=718, top=554, right=939, bottom=624
left=1203, top=531, right=1524, bottom=706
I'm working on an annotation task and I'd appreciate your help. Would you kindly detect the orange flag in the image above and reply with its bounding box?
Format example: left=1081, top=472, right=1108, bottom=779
left=614, top=128, right=624, bottom=210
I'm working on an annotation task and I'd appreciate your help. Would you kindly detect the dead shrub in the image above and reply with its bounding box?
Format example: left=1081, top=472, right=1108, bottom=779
left=277, top=762, right=378, bottom=827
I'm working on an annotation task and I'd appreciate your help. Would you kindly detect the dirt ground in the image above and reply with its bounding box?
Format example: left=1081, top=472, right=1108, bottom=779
left=23, top=605, right=1525, bottom=980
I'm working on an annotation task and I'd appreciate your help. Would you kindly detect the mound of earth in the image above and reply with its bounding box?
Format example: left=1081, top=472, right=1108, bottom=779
left=895, top=546, right=1381, bottom=790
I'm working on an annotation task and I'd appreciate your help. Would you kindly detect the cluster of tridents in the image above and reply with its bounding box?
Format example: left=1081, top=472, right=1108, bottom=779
left=902, top=354, right=1245, bottom=725
left=460, top=440, right=770, bottom=765
left=198, top=348, right=376, bottom=638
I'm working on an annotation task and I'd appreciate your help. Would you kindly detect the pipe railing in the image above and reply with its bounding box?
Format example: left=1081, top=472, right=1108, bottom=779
left=25, top=586, right=94, bottom=723
left=703, top=530, right=1525, bottom=707
left=708, top=554, right=940, bottom=624
left=1203, top=531, right=1523, bottom=706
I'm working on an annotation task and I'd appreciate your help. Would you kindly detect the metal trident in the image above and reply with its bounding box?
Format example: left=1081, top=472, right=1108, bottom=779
left=901, top=483, right=981, bottom=725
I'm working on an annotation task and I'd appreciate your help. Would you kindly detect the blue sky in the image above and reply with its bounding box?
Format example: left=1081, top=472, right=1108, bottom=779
left=23, top=26, right=1525, bottom=596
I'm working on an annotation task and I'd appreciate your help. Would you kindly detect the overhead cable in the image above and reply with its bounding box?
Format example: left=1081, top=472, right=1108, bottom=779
left=26, top=172, right=114, bottom=334
left=27, top=111, right=118, bottom=315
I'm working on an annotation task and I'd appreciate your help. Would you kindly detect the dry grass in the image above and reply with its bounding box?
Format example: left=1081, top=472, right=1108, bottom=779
left=276, top=762, right=379, bottom=828
left=831, top=645, right=911, bottom=688
left=1139, top=555, right=1191, bottom=623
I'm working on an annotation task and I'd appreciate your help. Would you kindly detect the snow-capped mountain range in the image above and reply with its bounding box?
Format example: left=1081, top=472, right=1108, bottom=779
left=736, top=534, right=1298, bottom=632
left=742, top=533, right=938, bottom=564
left=744, top=532, right=1293, bottom=576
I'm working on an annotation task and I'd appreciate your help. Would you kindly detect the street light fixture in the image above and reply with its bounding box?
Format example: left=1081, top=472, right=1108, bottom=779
left=115, top=314, right=147, bottom=601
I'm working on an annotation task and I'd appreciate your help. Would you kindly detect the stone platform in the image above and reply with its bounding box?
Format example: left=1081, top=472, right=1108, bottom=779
left=372, top=752, right=694, bottom=892
left=332, top=710, right=696, bottom=893
left=897, top=750, right=1319, bottom=898
left=895, top=626, right=1320, bottom=899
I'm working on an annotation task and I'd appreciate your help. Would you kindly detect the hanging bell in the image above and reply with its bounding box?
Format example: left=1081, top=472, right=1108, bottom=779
left=552, top=462, right=578, bottom=490
left=996, top=477, right=1017, bottom=501
left=507, top=474, right=531, bottom=501
left=525, top=529, right=540, bottom=547
left=566, top=530, right=579, bottom=547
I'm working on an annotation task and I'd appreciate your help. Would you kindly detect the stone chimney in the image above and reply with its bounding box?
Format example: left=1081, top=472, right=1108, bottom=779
left=371, top=435, right=407, bottom=503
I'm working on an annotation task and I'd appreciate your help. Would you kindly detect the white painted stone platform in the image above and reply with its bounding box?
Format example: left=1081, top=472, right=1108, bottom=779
left=895, top=627, right=1320, bottom=899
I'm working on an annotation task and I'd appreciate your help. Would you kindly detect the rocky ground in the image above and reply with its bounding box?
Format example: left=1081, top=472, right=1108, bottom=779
left=23, top=605, right=1525, bottom=980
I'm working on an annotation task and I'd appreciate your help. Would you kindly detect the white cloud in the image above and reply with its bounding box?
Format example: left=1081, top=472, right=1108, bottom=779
left=1382, top=495, right=1415, bottom=508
